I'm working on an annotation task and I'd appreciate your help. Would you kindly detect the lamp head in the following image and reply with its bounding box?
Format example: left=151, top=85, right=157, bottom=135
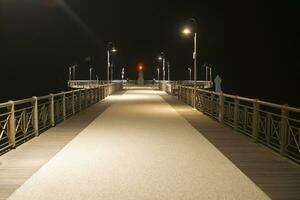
left=182, top=27, right=192, bottom=35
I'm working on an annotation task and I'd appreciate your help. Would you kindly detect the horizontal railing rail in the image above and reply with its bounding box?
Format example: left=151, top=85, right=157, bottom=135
left=68, top=80, right=123, bottom=89
left=159, top=80, right=213, bottom=96
left=178, top=85, right=300, bottom=163
left=0, top=82, right=123, bottom=155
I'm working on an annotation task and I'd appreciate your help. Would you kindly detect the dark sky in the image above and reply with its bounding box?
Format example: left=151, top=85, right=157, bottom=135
left=0, top=0, right=299, bottom=106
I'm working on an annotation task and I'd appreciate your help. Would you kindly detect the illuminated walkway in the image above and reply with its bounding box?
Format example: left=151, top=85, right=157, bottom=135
left=5, top=87, right=269, bottom=200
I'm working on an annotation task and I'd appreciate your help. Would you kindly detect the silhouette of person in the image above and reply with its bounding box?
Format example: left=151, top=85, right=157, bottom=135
left=214, top=75, right=222, bottom=92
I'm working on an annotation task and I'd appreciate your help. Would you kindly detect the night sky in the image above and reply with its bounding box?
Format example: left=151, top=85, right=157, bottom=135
left=0, top=0, right=299, bottom=106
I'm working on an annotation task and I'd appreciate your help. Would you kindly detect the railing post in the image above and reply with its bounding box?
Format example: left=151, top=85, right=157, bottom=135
left=79, top=90, right=82, bottom=111
left=72, top=91, right=75, bottom=115
left=233, top=96, right=240, bottom=131
left=62, top=92, right=66, bottom=121
left=32, top=96, right=39, bottom=136
left=7, top=100, right=16, bottom=148
left=280, top=105, right=289, bottom=155
left=49, top=94, right=55, bottom=126
left=85, top=90, right=88, bottom=108
left=252, top=99, right=259, bottom=142
left=218, top=93, right=225, bottom=124
left=210, top=92, right=214, bottom=114
left=98, top=86, right=101, bottom=102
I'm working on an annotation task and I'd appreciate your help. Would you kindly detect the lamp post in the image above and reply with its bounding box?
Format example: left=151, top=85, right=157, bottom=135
left=182, top=18, right=197, bottom=109
left=107, top=42, right=117, bottom=82
left=167, top=61, right=170, bottom=82
left=69, top=66, right=72, bottom=81
left=205, top=64, right=209, bottom=82
left=210, top=66, right=212, bottom=81
left=188, top=67, right=192, bottom=81
left=89, top=67, right=93, bottom=81
left=111, top=63, right=114, bottom=81
left=121, top=67, right=125, bottom=81
left=157, top=67, right=160, bottom=81
left=72, top=65, right=76, bottom=80
left=158, top=52, right=166, bottom=81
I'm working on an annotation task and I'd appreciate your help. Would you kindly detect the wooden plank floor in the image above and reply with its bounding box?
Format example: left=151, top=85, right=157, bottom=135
left=1, top=89, right=299, bottom=199
left=161, top=93, right=300, bottom=200
left=0, top=94, right=117, bottom=200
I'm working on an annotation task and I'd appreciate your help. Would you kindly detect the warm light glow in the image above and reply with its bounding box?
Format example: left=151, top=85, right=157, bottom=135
left=111, top=48, right=117, bottom=52
left=182, top=28, right=192, bottom=35
left=158, top=56, right=162, bottom=60
left=139, top=65, right=143, bottom=71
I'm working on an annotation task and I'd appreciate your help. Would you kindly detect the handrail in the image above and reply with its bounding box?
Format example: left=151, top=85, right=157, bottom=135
left=182, top=86, right=300, bottom=113
left=177, top=85, right=300, bottom=163
left=0, top=82, right=123, bottom=155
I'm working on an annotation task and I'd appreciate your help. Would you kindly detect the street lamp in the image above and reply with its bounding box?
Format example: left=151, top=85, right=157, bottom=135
left=89, top=67, right=93, bottom=81
left=205, top=64, right=209, bottom=82
left=121, top=67, right=125, bottom=81
left=188, top=67, right=192, bottom=81
left=182, top=18, right=197, bottom=109
left=158, top=52, right=166, bottom=81
left=167, top=61, right=170, bottom=82
left=210, top=66, right=212, bottom=82
left=157, top=67, right=160, bottom=81
left=72, top=65, right=77, bottom=80
left=107, top=42, right=117, bottom=82
left=69, top=66, right=72, bottom=81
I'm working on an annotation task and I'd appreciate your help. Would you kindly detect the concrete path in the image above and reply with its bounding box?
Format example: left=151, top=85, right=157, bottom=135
left=7, top=88, right=269, bottom=200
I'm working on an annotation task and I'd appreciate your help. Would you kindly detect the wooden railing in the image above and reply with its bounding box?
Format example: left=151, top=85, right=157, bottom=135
left=178, top=86, right=300, bottom=163
left=0, top=82, right=122, bottom=155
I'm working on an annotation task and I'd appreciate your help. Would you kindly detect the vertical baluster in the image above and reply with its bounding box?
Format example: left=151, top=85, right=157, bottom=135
left=79, top=90, right=82, bottom=111
left=62, top=93, right=66, bottom=121
left=85, top=90, right=88, bottom=108
left=266, top=113, right=271, bottom=144
left=32, top=96, right=39, bottom=136
left=218, top=93, right=225, bottom=124
left=7, top=100, right=16, bottom=148
left=22, top=109, right=27, bottom=135
left=98, top=87, right=101, bottom=102
left=210, top=92, right=214, bottom=116
left=233, top=96, right=240, bottom=131
left=252, top=99, right=259, bottom=142
left=280, top=105, right=289, bottom=155
left=49, top=94, right=55, bottom=126
left=72, top=91, right=75, bottom=115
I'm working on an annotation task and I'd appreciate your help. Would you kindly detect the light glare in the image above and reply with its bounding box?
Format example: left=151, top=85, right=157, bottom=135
left=182, top=28, right=192, bottom=35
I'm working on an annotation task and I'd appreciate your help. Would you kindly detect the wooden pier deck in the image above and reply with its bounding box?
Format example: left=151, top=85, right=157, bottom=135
left=0, top=87, right=299, bottom=199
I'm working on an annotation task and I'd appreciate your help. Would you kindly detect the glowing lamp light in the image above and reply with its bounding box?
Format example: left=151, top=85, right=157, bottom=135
left=158, top=56, right=162, bottom=60
left=111, top=48, right=117, bottom=52
left=182, top=28, right=192, bottom=35
left=139, top=65, right=143, bottom=71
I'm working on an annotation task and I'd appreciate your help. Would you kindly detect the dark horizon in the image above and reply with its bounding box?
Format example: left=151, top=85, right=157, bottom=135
left=0, top=0, right=299, bottom=106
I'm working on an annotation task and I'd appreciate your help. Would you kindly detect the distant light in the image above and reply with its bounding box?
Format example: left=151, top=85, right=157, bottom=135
left=158, top=56, right=162, bottom=60
left=111, top=48, right=117, bottom=52
left=139, top=65, right=143, bottom=71
left=182, top=28, right=192, bottom=35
